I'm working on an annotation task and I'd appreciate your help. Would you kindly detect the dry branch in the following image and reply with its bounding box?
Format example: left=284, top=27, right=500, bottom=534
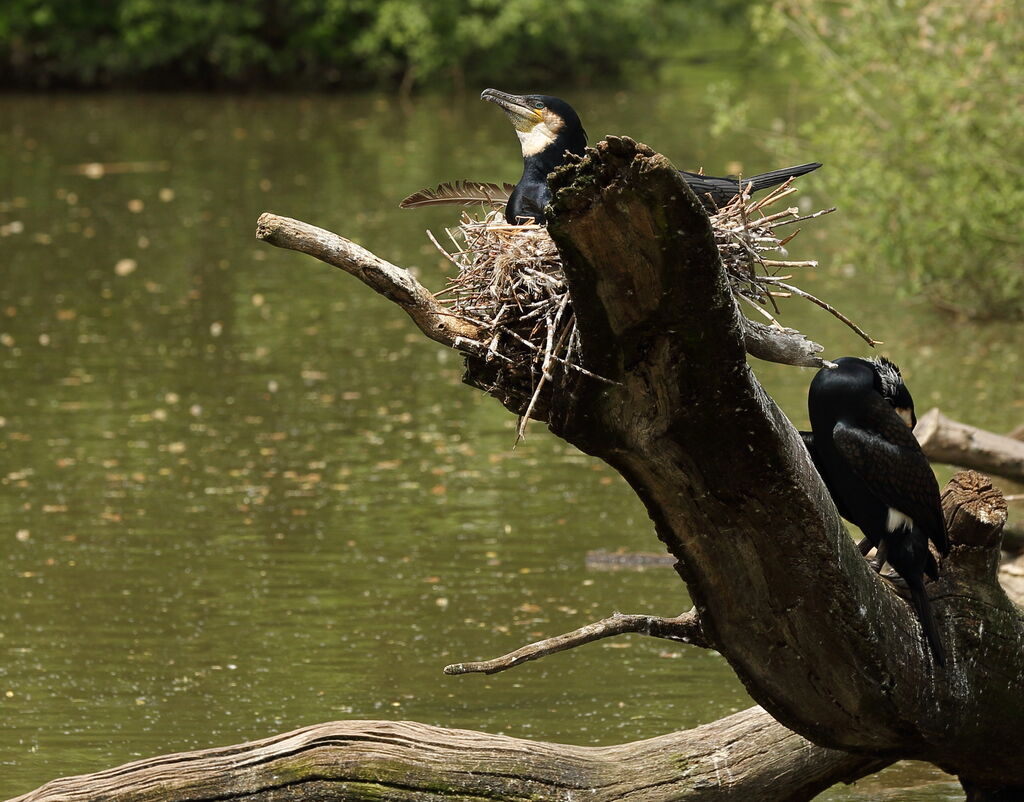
left=444, top=608, right=707, bottom=675
left=250, top=136, right=1024, bottom=791
left=916, top=407, right=1024, bottom=484
left=255, top=212, right=481, bottom=350
left=739, top=317, right=833, bottom=368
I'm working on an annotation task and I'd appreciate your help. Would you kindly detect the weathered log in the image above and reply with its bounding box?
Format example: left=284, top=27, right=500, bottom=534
left=10, top=709, right=885, bottom=802
left=998, top=552, right=1024, bottom=606
left=261, top=138, right=1021, bottom=792
left=916, top=407, right=1024, bottom=484
left=533, top=139, right=1024, bottom=783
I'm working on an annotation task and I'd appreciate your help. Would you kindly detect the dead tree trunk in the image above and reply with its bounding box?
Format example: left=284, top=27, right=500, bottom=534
left=536, top=139, right=1024, bottom=793
left=15, top=138, right=1024, bottom=801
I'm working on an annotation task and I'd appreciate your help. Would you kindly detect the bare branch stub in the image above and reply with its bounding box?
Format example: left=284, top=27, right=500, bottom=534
left=941, top=470, right=1009, bottom=589
left=740, top=316, right=833, bottom=368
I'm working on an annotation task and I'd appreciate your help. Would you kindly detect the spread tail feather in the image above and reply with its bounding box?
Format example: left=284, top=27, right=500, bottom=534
left=747, top=162, right=822, bottom=193
left=908, top=577, right=945, bottom=666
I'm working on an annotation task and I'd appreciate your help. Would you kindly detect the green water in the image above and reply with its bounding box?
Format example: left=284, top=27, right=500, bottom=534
left=0, top=84, right=1018, bottom=800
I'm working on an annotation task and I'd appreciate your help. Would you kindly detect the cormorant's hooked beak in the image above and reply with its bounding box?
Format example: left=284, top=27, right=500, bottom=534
left=481, top=88, right=542, bottom=133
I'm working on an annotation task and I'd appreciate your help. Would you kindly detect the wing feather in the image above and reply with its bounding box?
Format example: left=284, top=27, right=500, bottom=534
left=831, top=398, right=947, bottom=554
left=399, top=181, right=515, bottom=209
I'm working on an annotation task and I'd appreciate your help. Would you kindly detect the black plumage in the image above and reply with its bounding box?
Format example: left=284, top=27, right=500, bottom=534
left=679, top=162, right=822, bottom=209
left=802, top=356, right=949, bottom=665
left=481, top=88, right=821, bottom=225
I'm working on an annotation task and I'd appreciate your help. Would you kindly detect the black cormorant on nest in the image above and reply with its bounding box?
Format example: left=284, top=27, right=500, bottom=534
left=398, top=89, right=873, bottom=436
left=479, top=88, right=822, bottom=225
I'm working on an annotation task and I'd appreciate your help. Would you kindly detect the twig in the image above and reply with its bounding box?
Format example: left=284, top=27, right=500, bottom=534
left=443, top=608, right=708, bottom=676
left=761, top=259, right=818, bottom=268
left=773, top=207, right=837, bottom=227
left=426, top=228, right=461, bottom=269
left=740, top=294, right=784, bottom=327
left=754, top=206, right=801, bottom=225
left=761, top=278, right=880, bottom=346
left=515, top=298, right=572, bottom=442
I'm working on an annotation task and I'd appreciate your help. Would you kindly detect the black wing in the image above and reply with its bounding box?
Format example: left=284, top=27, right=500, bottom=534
left=831, top=397, right=947, bottom=555
left=800, top=429, right=856, bottom=522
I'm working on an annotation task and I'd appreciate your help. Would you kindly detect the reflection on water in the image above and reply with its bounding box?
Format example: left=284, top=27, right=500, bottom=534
left=0, top=83, right=1017, bottom=799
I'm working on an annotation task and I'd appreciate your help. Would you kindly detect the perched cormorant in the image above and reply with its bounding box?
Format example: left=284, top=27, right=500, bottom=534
left=802, top=357, right=949, bottom=665
left=481, top=88, right=822, bottom=225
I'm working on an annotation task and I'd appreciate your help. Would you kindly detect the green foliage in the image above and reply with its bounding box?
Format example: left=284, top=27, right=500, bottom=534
left=754, top=0, right=1024, bottom=319
left=0, top=0, right=738, bottom=89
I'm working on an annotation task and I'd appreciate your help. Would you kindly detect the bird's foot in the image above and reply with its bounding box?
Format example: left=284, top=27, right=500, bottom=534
left=879, top=570, right=909, bottom=590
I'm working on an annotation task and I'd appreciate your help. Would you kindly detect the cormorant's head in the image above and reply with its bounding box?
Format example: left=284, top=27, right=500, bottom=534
left=481, top=89, right=587, bottom=165
left=872, top=357, right=916, bottom=429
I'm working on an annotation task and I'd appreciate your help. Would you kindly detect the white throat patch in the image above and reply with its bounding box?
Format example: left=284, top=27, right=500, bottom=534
left=516, top=122, right=558, bottom=157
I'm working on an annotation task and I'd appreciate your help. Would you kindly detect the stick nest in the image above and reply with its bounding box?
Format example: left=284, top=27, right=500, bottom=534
left=430, top=182, right=870, bottom=437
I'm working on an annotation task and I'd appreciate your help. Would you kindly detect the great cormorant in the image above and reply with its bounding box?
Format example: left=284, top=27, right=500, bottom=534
left=802, top=356, right=949, bottom=665
left=481, top=88, right=822, bottom=225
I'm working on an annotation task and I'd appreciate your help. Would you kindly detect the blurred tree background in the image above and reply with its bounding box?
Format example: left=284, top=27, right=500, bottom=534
left=1, top=0, right=1020, bottom=319
left=0, top=0, right=750, bottom=90
left=721, top=0, right=1023, bottom=319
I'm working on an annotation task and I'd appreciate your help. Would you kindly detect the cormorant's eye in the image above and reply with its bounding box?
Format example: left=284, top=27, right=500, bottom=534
left=531, top=101, right=545, bottom=110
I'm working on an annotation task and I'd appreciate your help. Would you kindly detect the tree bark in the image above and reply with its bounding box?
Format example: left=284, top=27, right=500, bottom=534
left=916, top=407, right=1024, bottom=484
left=17, top=137, right=1023, bottom=800
left=10, top=709, right=887, bottom=802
